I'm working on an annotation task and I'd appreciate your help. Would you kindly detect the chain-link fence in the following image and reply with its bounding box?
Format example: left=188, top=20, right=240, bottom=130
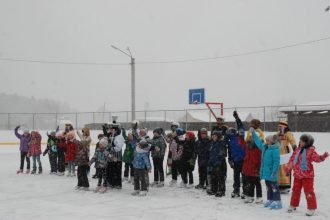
left=1, top=104, right=330, bottom=132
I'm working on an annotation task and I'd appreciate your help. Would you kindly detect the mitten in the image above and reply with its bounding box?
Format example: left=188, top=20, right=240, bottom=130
left=320, top=152, right=329, bottom=161
left=233, top=111, right=238, bottom=119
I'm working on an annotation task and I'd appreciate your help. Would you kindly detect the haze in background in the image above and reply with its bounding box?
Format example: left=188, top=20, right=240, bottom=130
left=0, top=0, right=330, bottom=112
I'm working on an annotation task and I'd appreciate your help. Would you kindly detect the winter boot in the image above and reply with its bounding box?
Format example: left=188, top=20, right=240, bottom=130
left=94, top=186, right=102, bottom=193
left=195, top=184, right=203, bottom=190
left=264, top=200, right=273, bottom=208
left=16, top=169, right=23, bottom=174
left=99, top=187, right=108, bottom=193
left=131, top=190, right=140, bottom=196
left=231, top=191, right=240, bottom=198
left=75, top=186, right=81, bottom=190
left=150, top=181, right=159, bottom=187
left=25, top=169, right=30, bottom=174
left=287, top=206, right=297, bottom=213
left=241, top=194, right=246, bottom=200
left=269, top=201, right=282, bottom=210
left=207, top=190, right=215, bottom=196
left=157, top=182, right=165, bottom=188
left=215, top=192, right=225, bottom=197
left=169, top=180, right=177, bottom=187
left=38, top=167, right=42, bottom=174
left=244, top=197, right=254, bottom=203
left=306, top=209, right=315, bottom=216
left=31, top=168, right=37, bottom=175
left=179, top=182, right=187, bottom=188
left=255, top=197, right=263, bottom=204
left=139, top=191, right=147, bottom=197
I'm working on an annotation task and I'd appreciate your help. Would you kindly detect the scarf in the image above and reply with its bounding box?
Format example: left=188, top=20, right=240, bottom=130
left=294, top=148, right=307, bottom=171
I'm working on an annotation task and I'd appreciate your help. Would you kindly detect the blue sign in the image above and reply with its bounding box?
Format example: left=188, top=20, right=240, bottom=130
left=189, top=88, right=205, bottom=104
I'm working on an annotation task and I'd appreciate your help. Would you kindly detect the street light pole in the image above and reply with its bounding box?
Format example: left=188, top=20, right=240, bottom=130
left=111, top=45, right=136, bottom=121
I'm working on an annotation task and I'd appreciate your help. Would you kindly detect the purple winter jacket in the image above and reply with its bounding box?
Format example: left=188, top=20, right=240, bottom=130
left=15, top=127, right=31, bottom=152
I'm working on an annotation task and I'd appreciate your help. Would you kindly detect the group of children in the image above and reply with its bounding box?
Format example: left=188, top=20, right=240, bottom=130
left=14, top=112, right=329, bottom=216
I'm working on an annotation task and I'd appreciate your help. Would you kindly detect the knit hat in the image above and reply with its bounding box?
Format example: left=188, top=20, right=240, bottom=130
left=99, top=138, right=108, bottom=148
left=186, top=131, right=195, bottom=140
left=211, top=130, right=222, bottom=139
left=250, top=119, right=261, bottom=129
left=153, top=127, right=163, bottom=135
left=56, top=131, right=64, bottom=139
left=265, top=134, right=279, bottom=145
left=199, top=128, right=208, bottom=134
left=226, top=127, right=237, bottom=136
left=139, top=139, right=149, bottom=149
left=278, top=121, right=288, bottom=127
left=97, top=133, right=104, bottom=139
left=300, top=134, right=314, bottom=147
left=175, top=128, right=186, bottom=137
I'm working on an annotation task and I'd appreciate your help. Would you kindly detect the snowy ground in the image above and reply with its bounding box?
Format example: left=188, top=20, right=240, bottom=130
left=0, top=131, right=329, bottom=220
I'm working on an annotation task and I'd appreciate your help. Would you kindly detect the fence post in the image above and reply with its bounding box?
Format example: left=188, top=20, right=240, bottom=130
left=209, top=110, right=211, bottom=132
left=294, top=105, right=298, bottom=132
left=55, top=113, right=58, bottom=129
left=32, top=113, right=35, bottom=130
left=75, top=113, right=78, bottom=129
left=127, top=111, right=129, bottom=123
left=144, top=111, right=147, bottom=122
left=93, top=112, right=95, bottom=124
left=263, top=106, right=266, bottom=132
left=185, top=109, right=188, bottom=131
left=164, top=111, right=167, bottom=122
left=8, top=113, right=10, bottom=130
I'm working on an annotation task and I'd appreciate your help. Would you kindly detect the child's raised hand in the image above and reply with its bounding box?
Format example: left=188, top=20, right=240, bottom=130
left=321, top=152, right=329, bottom=160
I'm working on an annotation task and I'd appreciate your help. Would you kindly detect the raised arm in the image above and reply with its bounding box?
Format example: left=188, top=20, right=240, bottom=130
left=14, top=126, right=22, bottom=139
left=251, top=129, right=265, bottom=151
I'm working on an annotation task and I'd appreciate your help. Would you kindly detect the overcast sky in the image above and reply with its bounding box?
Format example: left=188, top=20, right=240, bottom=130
left=0, top=0, right=330, bottom=112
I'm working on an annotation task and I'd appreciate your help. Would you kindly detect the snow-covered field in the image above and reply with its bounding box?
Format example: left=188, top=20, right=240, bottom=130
left=0, top=131, right=329, bottom=220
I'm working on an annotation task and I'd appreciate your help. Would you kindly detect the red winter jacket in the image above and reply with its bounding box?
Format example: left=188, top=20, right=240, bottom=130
left=65, top=140, right=78, bottom=162
left=239, top=137, right=262, bottom=177
left=286, top=146, right=325, bottom=179
left=28, top=131, right=42, bottom=156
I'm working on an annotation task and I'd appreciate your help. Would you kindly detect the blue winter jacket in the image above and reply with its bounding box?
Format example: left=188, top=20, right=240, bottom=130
left=228, top=135, right=245, bottom=162
left=252, top=131, right=280, bottom=182
left=133, top=147, right=151, bottom=170
left=208, top=139, right=227, bottom=169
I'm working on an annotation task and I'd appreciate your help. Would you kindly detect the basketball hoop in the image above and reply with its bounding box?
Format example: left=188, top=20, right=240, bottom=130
left=205, top=102, right=224, bottom=124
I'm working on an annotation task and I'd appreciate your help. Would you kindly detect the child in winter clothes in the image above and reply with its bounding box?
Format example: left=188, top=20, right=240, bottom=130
left=251, top=128, right=282, bottom=209
left=66, top=131, right=78, bottom=177
left=181, top=131, right=196, bottom=187
left=75, top=138, right=90, bottom=190
left=286, top=134, right=329, bottom=216
left=56, top=132, right=66, bottom=176
left=106, top=122, right=125, bottom=189
left=234, top=113, right=262, bottom=202
left=43, top=131, right=58, bottom=174
left=132, top=139, right=152, bottom=196
left=15, top=126, right=31, bottom=174
left=149, top=127, right=167, bottom=187
left=207, top=130, right=228, bottom=197
left=28, top=131, right=42, bottom=174
left=194, top=128, right=211, bottom=189
left=92, top=134, right=104, bottom=179
left=90, top=138, right=111, bottom=193
left=167, top=132, right=183, bottom=187
left=122, top=130, right=136, bottom=183
left=227, top=126, right=246, bottom=198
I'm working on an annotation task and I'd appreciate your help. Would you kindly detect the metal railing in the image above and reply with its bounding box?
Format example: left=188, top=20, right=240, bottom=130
left=1, top=104, right=330, bottom=132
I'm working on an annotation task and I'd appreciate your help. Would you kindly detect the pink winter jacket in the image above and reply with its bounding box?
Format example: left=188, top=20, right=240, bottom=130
left=28, top=131, right=42, bottom=156
left=286, top=146, right=325, bottom=179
